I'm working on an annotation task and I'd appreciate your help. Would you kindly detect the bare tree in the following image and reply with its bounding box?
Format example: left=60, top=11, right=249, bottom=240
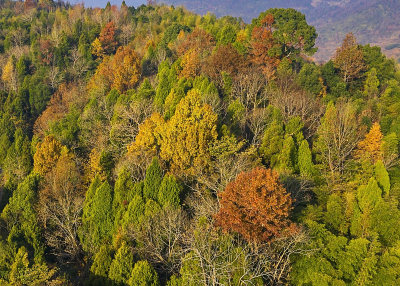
left=267, top=84, right=324, bottom=139
left=38, top=153, right=84, bottom=264
left=128, top=207, right=188, bottom=274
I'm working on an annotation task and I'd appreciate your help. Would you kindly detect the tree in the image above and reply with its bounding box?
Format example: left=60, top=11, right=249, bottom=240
left=298, top=139, right=314, bottom=178
left=314, top=101, right=360, bottom=181
left=203, top=44, right=245, bottom=88
left=143, top=157, right=163, bottom=201
left=99, top=21, right=118, bottom=55
left=256, top=8, right=317, bottom=58
left=364, top=68, right=379, bottom=98
left=80, top=180, right=113, bottom=253
left=333, top=33, right=366, bottom=83
left=1, top=174, right=43, bottom=261
left=37, top=150, right=83, bottom=263
left=356, top=122, right=383, bottom=163
left=2, top=57, right=17, bottom=92
left=90, top=244, right=113, bottom=280
left=215, top=167, right=294, bottom=243
left=111, top=46, right=141, bottom=93
left=158, top=174, right=182, bottom=208
left=6, top=247, right=57, bottom=285
left=250, top=14, right=281, bottom=79
left=108, top=243, right=134, bottom=285
left=159, top=89, right=218, bottom=177
left=128, top=260, right=160, bottom=286
left=33, top=135, right=64, bottom=175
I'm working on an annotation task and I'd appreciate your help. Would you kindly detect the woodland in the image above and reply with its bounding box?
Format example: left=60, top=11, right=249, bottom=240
left=0, top=0, right=400, bottom=285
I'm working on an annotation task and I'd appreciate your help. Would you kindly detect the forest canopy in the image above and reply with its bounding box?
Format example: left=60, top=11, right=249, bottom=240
left=0, top=0, right=399, bottom=285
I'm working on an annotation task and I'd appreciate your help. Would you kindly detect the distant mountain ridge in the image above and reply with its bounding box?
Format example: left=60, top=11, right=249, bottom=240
left=160, top=0, right=400, bottom=62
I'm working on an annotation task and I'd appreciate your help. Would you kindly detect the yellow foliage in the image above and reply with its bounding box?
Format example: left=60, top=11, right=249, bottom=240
left=33, top=135, right=65, bottom=175
left=356, top=122, right=383, bottom=163
left=111, top=46, right=141, bottom=93
left=2, top=58, right=16, bottom=92
left=127, top=112, right=165, bottom=158
left=91, top=38, right=104, bottom=58
left=159, top=89, right=218, bottom=176
left=86, top=148, right=107, bottom=182
left=180, top=49, right=200, bottom=79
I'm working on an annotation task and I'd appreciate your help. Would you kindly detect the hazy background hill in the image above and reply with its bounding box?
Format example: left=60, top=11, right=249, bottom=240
left=76, top=0, right=400, bottom=62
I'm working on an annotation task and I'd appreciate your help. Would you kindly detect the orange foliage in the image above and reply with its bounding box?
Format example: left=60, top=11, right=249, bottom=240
left=356, top=122, right=383, bottom=163
left=89, top=46, right=141, bottom=94
left=215, top=167, right=294, bottom=243
left=204, top=44, right=246, bottom=85
left=111, top=46, right=141, bottom=93
left=34, top=83, right=85, bottom=137
left=180, top=49, right=201, bottom=79
left=176, top=28, right=215, bottom=56
left=99, top=21, right=118, bottom=55
left=250, top=14, right=281, bottom=79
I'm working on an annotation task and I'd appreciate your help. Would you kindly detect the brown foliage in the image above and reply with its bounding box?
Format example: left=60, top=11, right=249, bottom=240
left=99, top=21, right=118, bottom=55
left=250, top=14, right=281, bottom=79
left=203, top=44, right=246, bottom=88
left=34, top=82, right=86, bottom=138
left=215, top=167, right=294, bottom=243
left=333, top=33, right=366, bottom=83
left=176, top=28, right=215, bottom=57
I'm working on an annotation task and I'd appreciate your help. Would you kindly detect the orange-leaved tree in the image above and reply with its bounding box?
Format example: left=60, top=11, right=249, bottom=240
left=250, top=14, right=281, bottom=79
left=356, top=122, right=383, bottom=163
left=111, top=46, right=141, bottom=93
left=215, top=167, right=294, bottom=243
left=333, top=33, right=366, bottom=83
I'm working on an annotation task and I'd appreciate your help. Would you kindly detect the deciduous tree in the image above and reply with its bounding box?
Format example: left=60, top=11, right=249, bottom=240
left=215, top=167, right=294, bottom=243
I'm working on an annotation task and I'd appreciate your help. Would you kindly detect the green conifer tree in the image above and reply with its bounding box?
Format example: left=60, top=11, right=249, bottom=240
left=158, top=174, right=182, bottom=208
left=128, top=260, right=160, bottom=286
left=143, top=158, right=163, bottom=201
left=108, top=243, right=134, bottom=285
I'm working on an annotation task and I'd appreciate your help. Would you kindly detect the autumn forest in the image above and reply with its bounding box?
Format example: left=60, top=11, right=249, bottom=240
left=0, top=0, right=400, bottom=285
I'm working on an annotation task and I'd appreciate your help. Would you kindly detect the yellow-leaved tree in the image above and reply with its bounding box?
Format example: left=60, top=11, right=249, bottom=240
left=159, top=89, right=218, bottom=176
left=356, top=122, right=383, bottom=163
left=111, top=46, right=141, bottom=93
left=33, top=135, right=66, bottom=175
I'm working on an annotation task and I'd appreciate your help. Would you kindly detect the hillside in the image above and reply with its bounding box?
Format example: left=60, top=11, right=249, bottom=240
left=1, top=1, right=400, bottom=285
left=161, top=0, right=400, bottom=62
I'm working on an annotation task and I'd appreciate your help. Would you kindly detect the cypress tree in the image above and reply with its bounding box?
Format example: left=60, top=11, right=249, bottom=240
left=158, top=174, right=182, bottom=208
left=298, top=139, right=314, bottom=178
left=108, top=243, right=134, bottom=285
left=143, top=158, right=163, bottom=201
left=128, top=260, right=160, bottom=286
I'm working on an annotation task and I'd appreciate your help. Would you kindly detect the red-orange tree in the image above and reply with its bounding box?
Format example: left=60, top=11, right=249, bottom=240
left=215, top=167, right=293, bottom=243
left=250, top=14, right=281, bottom=79
left=99, top=21, right=118, bottom=55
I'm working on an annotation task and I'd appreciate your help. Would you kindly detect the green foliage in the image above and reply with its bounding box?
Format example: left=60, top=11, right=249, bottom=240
left=260, top=120, right=284, bottom=166
left=128, top=260, right=160, bottom=286
left=297, top=63, right=323, bottom=95
left=108, top=243, right=134, bottom=285
left=143, top=157, right=163, bottom=201
left=298, top=140, right=314, bottom=178
left=90, top=244, right=113, bottom=278
left=1, top=174, right=43, bottom=262
left=80, top=179, right=114, bottom=253
left=158, top=174, right=182, bottom=208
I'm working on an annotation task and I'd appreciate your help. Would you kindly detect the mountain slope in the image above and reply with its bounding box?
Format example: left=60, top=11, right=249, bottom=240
left=160, top=0, right=400, bottom=62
